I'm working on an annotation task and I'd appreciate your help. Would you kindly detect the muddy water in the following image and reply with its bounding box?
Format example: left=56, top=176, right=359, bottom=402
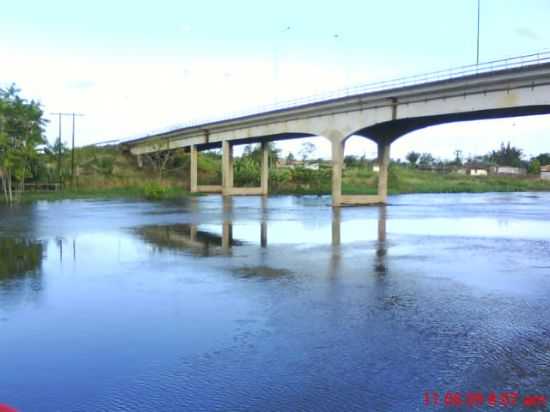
left=1, top=193, right=550, bottom=411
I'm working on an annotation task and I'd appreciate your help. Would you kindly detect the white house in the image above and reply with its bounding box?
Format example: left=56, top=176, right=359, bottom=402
left=495, top=166, right=527, bottom=176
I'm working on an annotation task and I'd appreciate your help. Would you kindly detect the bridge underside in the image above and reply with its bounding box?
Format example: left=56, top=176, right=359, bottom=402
left=127, top=68, right=550, bottom=207
left=357, top=105, right=550, bottom=142
left=185, top=103, right=550, bottom=206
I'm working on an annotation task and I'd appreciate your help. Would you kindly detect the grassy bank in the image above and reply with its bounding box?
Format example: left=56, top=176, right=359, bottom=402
left=12, top=142, right=550, bottom=203
left=20, top=185, right=190, bottom=203
left=271, top=165, right=550, bottom=195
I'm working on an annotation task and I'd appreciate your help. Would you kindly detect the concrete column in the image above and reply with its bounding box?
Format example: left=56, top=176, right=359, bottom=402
left=222, top=140, right=234, bottom=194
left=377, top=141, right=391, bottom=201
left=331, top=139, right=345, bottom=207
left=190, top=224, right=197, bottom=242
left=260, top=222, right=267, bottom=248
left=190, top=145, right=198, bottom=193
left=260, top=196, right=268, bottom=247
left=136, top=154, right=143, bottom=168
left=222, top=221, right=233, bottom=251
left=260, top=141, right=269, bottom=195
left=331, top=207, right=341, bottom=246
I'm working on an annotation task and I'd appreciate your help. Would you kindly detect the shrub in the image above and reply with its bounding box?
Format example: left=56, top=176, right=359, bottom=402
left=143, top=181, right=168, bottom=200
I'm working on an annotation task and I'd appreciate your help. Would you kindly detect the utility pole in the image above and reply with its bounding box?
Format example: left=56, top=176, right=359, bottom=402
left=57, top=113, right=62, bottom=182
left=71, top=113, right=76, bottom=187
left=476, top=0, right=481, bottom=64
left=51, top=112, right=84, bottom=188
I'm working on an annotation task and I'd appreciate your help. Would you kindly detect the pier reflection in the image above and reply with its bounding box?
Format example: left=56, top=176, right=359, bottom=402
left=136, top=198, right=388, bottom=272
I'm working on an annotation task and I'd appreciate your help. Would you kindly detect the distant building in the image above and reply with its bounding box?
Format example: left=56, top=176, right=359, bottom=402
left=304, top=163, right=320, bottom=171
left=541, top=165, right=550, bottom=180
left=275, top=159, right=327, bottom=170
left=457, top=162, right=491, bottom=176
left=494, top=166, right=527, bottom=176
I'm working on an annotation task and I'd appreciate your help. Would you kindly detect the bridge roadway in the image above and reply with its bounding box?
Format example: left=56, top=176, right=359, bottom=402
left=122, top=52, right=550, bottom=206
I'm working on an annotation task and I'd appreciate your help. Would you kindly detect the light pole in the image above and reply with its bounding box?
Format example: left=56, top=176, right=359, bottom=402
left=476, top=0, right=481, bottom=64
left=273, top=26, right=291, bottom=100
left=333, top=33, right=351, bottom=87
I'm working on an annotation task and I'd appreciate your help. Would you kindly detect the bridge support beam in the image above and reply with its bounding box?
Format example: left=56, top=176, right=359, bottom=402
left=222, top=141, right=234, bottom=195
left=331, top=139, right=391, bottom=207
left=377, top=141, right=391, bottom=200
left=190, top=145, right=198, bottom=193
left=223, top=140, right=269, bottom=196
left=260, top=141, right=269, bottom=196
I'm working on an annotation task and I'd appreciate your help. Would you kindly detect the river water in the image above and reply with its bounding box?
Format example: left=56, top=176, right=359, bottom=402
left=1, top=193, right=550, bottom=411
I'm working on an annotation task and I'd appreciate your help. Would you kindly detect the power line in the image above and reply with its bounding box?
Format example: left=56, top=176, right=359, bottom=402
left=50, top=112, right=84, bottom=187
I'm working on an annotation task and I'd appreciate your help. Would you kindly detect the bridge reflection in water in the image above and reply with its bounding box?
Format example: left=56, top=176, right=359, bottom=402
left=136, top=197, right=388, bottom=274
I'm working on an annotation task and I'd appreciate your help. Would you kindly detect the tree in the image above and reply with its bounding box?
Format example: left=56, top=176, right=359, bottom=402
left=487, top=142, right=523, bottom=167
left=286, top=152, right=295, bottom=163
left=535, top=153, right=550, bottom=165
left=240, top=142, right=281, bottom=168
left=0, top=84, right=47, bottom=202
left=298, top=142, right=316, bottom=162
left=528, top=158, right=541, bottom=175
left=344, top=155, right=360, bottom=168
left=406, top=151, right=420, bottom=167
left=142, top=140, right=177, bottom=181
left=418, top=152, right=435, bottom=166
left=454, top=150, right=463, bottom=166
left=143, top=150, right=176, bottom=181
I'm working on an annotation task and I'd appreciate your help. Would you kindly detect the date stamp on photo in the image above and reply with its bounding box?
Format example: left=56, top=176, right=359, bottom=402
left=424, top=391, right=547, bottom=408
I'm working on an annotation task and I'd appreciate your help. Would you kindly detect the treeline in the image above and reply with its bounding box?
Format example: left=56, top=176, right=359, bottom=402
left=401, top=143, right=549, bottom=173
left=0, top=85, right=47, bottom=202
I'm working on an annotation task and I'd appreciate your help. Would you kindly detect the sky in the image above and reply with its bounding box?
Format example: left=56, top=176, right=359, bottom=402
left=2, top=0, right=550, bottom=160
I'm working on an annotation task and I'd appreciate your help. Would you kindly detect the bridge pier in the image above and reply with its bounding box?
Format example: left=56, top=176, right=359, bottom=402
left=222, top=140, right=269, bottom=196
left=190, top=145, right=223, bottom=194
left=332, top=139, right=390, bottom=207
left=190, top=145, right=198, bottom=193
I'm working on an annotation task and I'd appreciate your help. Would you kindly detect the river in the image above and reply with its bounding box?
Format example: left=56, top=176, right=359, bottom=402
left=1, top=193, right=550, bottom=411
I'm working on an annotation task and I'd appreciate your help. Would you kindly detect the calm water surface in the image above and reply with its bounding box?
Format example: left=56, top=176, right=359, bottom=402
left=1, top=193, right=550, bottom=411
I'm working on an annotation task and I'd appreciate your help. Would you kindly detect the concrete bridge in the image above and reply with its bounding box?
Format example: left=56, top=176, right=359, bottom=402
left=122, top=52, right=550, bottom=206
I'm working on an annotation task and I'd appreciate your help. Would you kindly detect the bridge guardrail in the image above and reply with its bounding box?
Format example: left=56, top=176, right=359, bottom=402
left=125, top=50, right=550, bottom=142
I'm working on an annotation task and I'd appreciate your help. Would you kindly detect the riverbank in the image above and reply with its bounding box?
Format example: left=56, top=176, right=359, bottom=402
left=18, top=184, right=189, bottom=203
left=270, top=166, right=550, bottom=195
left=11, top=165, right=550, bottom=203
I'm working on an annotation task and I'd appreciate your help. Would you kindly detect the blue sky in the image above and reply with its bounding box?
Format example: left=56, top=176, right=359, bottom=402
left=2, top=0, right=550, bottom=160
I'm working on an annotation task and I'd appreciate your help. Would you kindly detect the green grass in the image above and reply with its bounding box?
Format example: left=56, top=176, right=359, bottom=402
left=271, top=165, right=550, bottom=195
left=19, top=185, right=190, bottom=203
left=11, top=164, right=550, bottom=204
left=387, top=167, right=550, bottom=194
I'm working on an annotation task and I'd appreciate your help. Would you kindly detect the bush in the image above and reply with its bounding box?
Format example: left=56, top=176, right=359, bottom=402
left=234, top=157, right=260, bottom=186
left=143, top=182, right=168, bottom=200
left=528, top=159, right=541, bottom=175
left=388, top=164, right=399, bottom=190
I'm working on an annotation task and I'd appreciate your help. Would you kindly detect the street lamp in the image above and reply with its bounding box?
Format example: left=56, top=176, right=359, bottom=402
left=476, top=0, right=481, bottom=64
left=333, top=32, right=351, bottom=86
left=273, top=26, right=292, bottom=100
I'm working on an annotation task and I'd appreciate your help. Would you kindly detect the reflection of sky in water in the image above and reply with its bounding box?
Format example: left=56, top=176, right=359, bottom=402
left=202, top=216, right=550, bottom=247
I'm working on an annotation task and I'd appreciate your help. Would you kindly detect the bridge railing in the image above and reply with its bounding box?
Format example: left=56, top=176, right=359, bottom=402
left=126, top=50, right=550, bottom=141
